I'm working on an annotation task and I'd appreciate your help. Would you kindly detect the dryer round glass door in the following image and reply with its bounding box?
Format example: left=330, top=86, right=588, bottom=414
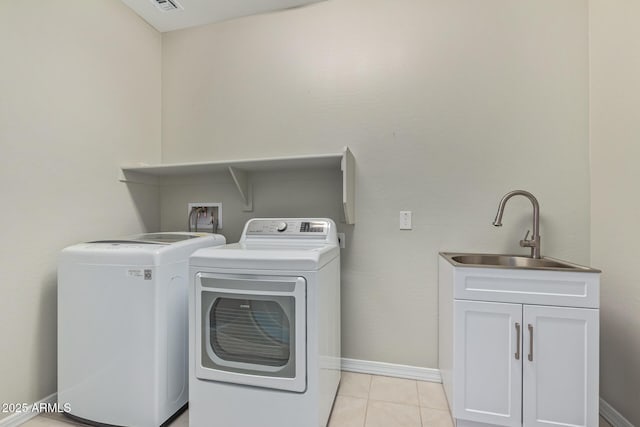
left=204, top=294, right=295, bottom=376
left=194, top=273, right=307, bottom=392
left=209, top=298, right=292, bottom=367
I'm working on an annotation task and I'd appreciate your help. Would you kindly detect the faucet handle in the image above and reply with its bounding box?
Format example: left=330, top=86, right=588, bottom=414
left=520, top=230, right=533, bottom=248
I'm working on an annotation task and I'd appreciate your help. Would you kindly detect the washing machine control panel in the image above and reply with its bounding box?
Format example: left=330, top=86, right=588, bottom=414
left=246, top=219, right=329, bottom=236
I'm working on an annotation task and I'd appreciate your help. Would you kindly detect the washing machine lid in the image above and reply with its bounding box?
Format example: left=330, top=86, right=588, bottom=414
left=60, top=232, right=226, bottom=266
left=189, top=242, right=339, bottom=271
left=91, top=232, right=212, bottom=245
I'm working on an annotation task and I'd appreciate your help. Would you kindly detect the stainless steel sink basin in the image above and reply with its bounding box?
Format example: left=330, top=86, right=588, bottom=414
left=441, top=252, right=600, bottom=272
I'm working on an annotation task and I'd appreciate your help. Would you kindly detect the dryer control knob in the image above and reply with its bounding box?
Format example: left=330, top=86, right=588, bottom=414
left=276, top=222, right=288, bottom=232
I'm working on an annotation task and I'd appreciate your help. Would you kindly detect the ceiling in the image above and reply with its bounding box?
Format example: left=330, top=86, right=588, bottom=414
left=120, top=0, right=325, bottom=32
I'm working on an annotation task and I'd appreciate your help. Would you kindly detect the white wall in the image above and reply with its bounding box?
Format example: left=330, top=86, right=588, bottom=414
left=0, top=0, right=161, bottom=417
left=161, top=0, right=591, bottom=367
left=589, top=1, right=640, bottom=425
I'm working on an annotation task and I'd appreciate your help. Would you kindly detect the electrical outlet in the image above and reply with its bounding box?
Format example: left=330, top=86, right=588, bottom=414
left=188, top=202, right=222, bottom=232
left=337, top=232, right=346, bottom=249
left=400, top=211, right=412, bottom=230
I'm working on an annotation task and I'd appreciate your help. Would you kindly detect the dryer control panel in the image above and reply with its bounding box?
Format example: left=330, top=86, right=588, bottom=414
left=245, top=219, right=329, bottom=236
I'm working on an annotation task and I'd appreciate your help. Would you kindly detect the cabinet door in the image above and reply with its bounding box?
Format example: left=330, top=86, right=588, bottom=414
left=454, top=300, right=523, bottom=427
left=523, top=305, right=599, bottom=427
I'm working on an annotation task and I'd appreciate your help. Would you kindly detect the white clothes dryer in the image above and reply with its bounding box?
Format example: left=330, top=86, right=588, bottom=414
left=58, top=232, right=226, bottom=427
left=188, top=218, right=341, bottom=427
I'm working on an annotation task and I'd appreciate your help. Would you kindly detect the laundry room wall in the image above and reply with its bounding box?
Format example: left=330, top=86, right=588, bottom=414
left=0, top=0, right=161, bottom=418
left=590, top=1, right=640, bottom=425
left=160, top=0, right=591, bottom=369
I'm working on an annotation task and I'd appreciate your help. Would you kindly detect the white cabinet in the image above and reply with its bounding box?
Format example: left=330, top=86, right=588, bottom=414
left=453, top=300, right=522, bottom=427
left=438, top=255, right=600, bottom=427
left=522, top=305, right=599, bottom=427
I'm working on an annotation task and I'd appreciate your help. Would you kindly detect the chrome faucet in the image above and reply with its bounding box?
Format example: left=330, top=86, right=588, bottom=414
left=492, top=190, right=541, bottom=259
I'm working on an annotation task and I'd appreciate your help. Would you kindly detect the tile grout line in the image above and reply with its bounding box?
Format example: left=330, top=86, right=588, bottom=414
left=363, top=399, right=370, bottom=427
left=362, top=374, right=373, bottom=427
left=416, top=380, right=424, bottom=427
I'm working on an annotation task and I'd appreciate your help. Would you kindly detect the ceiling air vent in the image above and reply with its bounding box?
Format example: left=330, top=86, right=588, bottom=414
left=152, top=0, right=182, bottom=12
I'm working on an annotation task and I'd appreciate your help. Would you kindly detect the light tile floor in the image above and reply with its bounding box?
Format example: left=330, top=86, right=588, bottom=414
left=329, top=372, right=453, bottom=427
left=22, top=372, right=614, bottom=427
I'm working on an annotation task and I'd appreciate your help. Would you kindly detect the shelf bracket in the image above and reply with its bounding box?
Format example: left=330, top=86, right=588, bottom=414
left=118, top=168, right=159, bottom=186
left=228, top=166, right=253, bottom=212
left=341, top=147, right=355, bottom=224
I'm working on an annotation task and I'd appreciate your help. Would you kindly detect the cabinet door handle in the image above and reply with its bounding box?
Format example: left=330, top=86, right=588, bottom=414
left=515, top=323, right=521, bottom=360
left=528, top=324, right=534, bottom=362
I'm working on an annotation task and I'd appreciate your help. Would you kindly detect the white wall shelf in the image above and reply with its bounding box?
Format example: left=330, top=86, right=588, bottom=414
left=119, top=147, right=355, bottom=224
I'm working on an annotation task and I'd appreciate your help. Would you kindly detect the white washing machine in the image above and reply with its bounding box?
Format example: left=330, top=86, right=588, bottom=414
left=58, top=232, right=226, bottom=427
left=188, top=218, right=341, bottom=427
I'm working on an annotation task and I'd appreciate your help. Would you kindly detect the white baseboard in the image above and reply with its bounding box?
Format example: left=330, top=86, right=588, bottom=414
left=341, top=357, right=441, bottom=383
left=600, top=398, right=635, bottom=427
left=0, top=393, right=57, bottom=427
